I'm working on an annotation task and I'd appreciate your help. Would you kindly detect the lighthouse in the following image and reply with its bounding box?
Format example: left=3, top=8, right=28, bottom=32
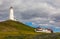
left=9, top=7, right=15, bottom=20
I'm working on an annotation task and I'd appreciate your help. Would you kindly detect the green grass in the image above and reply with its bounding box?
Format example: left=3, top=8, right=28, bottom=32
left=3, top=33, right=60, bottom=39
left=0, top=20, right=60, bottom=39
left=0, top=20, right=34, bottom=32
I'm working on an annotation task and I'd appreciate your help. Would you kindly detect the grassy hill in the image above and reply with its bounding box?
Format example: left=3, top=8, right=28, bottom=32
left=0, top=20, right=36, bottom=39
left=0, top=20, right=60, bottom=39
left=0, top=20, right=35, bottom=34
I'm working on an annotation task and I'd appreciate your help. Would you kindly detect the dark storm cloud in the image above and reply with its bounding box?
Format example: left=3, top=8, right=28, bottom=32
left=0, top=13, right=8, bottom=20
left=21, top=9, right=49, bottom=19
left=51, top=13, right=60, bottom=22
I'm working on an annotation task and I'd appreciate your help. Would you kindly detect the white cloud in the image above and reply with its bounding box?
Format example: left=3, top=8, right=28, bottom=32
left=55, top=27, right=60, bottom=28
left=30, top=17, right=48, bottom=21
left=39, top=24, right=49, bottom=26
left=49, top=20, right=55, bottom=23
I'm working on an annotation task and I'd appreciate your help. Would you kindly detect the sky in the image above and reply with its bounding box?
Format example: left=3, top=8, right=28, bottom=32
left=0, top=0, right=60, bottom=32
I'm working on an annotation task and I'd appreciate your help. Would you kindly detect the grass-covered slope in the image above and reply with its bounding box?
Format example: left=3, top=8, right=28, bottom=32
left=0, top=20, right=60, bottom=39
left=5, top=33, right=60, bottom=39
left=0, top=20, right=34, bottom=34
left=0, top=20, right=35, bottom=39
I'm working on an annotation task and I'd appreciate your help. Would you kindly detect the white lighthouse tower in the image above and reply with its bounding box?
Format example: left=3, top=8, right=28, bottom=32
left=9, top=7, right=15, bottom=20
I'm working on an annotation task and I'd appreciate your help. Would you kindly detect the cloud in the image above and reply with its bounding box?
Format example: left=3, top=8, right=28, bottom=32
left=0, top=0, right=60, bottom=27
left=49, top=20, right=55, bottom=24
